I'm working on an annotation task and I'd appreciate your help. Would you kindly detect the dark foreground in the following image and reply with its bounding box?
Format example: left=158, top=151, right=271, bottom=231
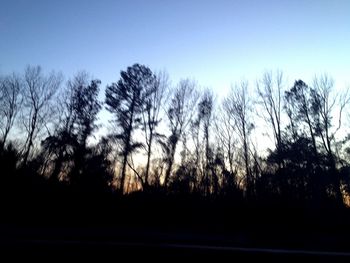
left=1, top=225, right=350, bottom=262
left=1, top=188, right=350, bottom=261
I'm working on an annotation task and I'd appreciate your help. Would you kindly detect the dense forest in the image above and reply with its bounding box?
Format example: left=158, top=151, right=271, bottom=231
left=1, top=64, right=350, bottom=235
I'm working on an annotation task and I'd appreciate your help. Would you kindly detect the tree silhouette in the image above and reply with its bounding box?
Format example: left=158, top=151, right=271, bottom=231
left=74, top=136, right=114, bottom=193
left=163, top=79, right=199, bottom=187
left=216, top=103, right=237, bottom=180
left=2, top=64, right=350, bottom=240
left=105, top=64, right=155, bottom=193
left=196, top=90, right=215, bottom=195
left=40, top=72, right=102, bottom=184
left=141, top=71, right=168, bottom=189
left=21, top=66, right=62, bottom=166
left=285, top=80, right=318, bottom=160
left=257, top=71, right=283, bottom=168
left=0, top=73, right=22, bottom=149
left=224, top=81, right=254, bottom=197
left=69, top=76, right=102, bottom=187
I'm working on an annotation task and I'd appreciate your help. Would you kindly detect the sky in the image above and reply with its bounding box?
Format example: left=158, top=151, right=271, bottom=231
left=1, top=0, right=350, bottom=93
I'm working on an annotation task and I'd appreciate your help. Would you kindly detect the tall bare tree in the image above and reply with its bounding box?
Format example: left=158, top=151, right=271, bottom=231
left=224, top=81, right=254, bottom=195
left=257, top=71, right=283, bottom=167
left=0, top=73, right=22, bottom=148
left=163, top=79, right=199, bottom=187
left=40, top=73, right=83, bottom=180
left=197, top=90, right=215, bottom=195
left=43, top=72, right=101, bottom=184
left=217, top=102, right=237, bottom=177
left=21, top=65, right=62, bottom=166
left=312, top=74, right=350, bottom=161
left=141, top=71, right=168, bottom=188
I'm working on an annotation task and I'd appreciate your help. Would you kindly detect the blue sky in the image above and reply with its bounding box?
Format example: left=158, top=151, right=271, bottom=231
left=1, top=0, right=350, bottom=93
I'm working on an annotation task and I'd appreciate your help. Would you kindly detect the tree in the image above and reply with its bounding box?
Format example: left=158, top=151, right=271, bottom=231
left=284, top=80, right=318, bottom=160
left=0, top=73, right=22, bottom=149
left=141, top=71, right=168, bottom=188
left=216, top=102, right=238, bottom=185
left=257, top=71, right=283, bottom=167
left=312, top=74, right=349, bottom=163
left=311, top=75, right=349, bottom=202
left=163, top=79, right=199, bottom=187
left=278, top=76, right=349, bottom=203
left=21, top=66, right=62, bottom=166
left=40, top=73, right=82, bottom=180
left=76, top=136, right=114, bottom=193
left=105, top=64, right=155, bottom=193
left=196, top=90, right=215, bottom=195
left=224, top=81, right=254, bottom=196
left=42, top=72, right=102, bottom=183
left=69, top=74, right=102, bottom=186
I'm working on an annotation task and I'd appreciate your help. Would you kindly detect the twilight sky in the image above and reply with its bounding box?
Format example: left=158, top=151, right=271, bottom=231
left=1, top=0, right=350, bottom=93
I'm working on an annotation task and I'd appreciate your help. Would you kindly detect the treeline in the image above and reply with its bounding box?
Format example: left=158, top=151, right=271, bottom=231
left=1, top=64, right=350, bottom=208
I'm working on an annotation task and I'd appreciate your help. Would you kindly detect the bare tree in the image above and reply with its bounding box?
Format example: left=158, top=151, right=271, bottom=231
left=163, top=79, right=199, bottom=187
left=224, top=81, right=254, bottom=195
left=217, top=103, right=237, bottom=177
left=197, top=90, right=215, bottom=195
left=0, top=73, right=22, bottom=148
left=312, top=74, right=350, bottom=160
left=257, top=71, right=284, bottom=167
left=21, top=65, right=62, bottom=166
left=141, top=71, right=168, bottom=188
left=40, top=73, right=82, bottom=180
left=312, top=75, right=350, bottom=202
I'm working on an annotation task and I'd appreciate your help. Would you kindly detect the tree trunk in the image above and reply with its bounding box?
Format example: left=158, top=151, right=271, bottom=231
left=144, top=132, right=153, bottom=189
left=23, top=110, right=38, bottom=166
left=164, top=139, right=177, bottom=187
left=120, top=102, right=134, bottom=194
left=22, top=133, right=34, bottom=166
